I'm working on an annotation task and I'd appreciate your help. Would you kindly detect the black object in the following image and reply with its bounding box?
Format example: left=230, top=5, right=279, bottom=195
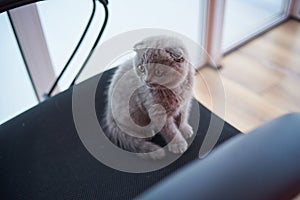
left=1, top=0, right=109, bottom=98
left=69, top=0, right=109, bottom=87
left=0, top=67, right=240, bottom=199
left=138, top=113, right=300, bottom=200
left=99, top=0, right=108, bottom=5
left=0, top=0, right=43, bottom=13
left=47, top=0, right=109, bottom=98
left=45, top=0, right=97, bottom=98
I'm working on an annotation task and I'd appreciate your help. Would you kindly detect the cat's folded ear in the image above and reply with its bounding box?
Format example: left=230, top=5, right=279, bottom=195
left=165, top=47, right=185, bottom=63
left=133, top=42, right=145, bottom=53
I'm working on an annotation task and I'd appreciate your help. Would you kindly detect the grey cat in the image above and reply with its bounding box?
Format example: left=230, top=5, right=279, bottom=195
left=104, top=36, right=194, bottom=159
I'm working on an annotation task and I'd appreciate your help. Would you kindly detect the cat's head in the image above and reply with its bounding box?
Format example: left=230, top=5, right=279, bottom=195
left=133, top=36, right=190, bottom=89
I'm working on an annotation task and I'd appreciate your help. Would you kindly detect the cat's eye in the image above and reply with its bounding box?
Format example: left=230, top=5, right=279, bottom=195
left=155, top=69, right=164, bottom=77
left=137, top=65, right=145, bottom=73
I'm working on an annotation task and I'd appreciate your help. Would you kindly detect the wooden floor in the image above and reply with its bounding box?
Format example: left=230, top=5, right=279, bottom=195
left=194, top=19, right=300, bottom=133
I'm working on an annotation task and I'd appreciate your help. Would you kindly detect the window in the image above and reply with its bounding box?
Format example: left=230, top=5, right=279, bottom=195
left=222, top=0, right=289, bottom=51
left=37, top=0, right=100, bottom=91
left=0, top=0, right=295, bottom=124
left=0, top=12, right=38, bottom=124
left=36, top=0, right=206, bottom=87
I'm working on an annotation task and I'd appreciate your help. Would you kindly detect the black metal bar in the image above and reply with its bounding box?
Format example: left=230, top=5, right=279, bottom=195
left=46, top=0, right=97, bottom=98
left=70, top=0, right=109, bottom=86
left=7, top=11, right=41, bottom=102
left=0, top=0, right=44, bottom=13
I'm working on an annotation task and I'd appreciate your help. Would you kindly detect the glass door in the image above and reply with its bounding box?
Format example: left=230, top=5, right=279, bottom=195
left=222, top=0, right=290, bottom=52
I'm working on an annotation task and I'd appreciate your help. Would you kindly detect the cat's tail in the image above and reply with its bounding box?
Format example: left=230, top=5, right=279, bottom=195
left=104, top=121, right=165, bottom=160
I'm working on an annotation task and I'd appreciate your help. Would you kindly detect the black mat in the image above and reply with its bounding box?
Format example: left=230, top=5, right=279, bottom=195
left=0, top=68, right=241, bottom=199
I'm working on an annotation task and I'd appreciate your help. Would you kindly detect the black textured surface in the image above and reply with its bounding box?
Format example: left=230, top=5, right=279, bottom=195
left=139, top=113, right=300, bottom=200
left=0, top=68, right=240, bottom=199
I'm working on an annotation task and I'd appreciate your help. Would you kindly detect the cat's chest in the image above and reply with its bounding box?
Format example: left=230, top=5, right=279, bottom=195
left=151, top=89, right=181, bottom=114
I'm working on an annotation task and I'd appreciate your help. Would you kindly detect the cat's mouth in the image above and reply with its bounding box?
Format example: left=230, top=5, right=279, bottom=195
left=146, top=83, right=167, bottom=89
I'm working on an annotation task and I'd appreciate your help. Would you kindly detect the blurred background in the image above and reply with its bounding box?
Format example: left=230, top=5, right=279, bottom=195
left=0, top=0, right=299, bottom=130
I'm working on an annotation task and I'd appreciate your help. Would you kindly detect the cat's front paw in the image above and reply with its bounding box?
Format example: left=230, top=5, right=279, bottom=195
left=168, top=135, right=188, bottom=154
left=138, top=148, right=166, bottom=160
left=180, top=124, right=194, bottom=139
left=142, top=141, right=166, bottom=160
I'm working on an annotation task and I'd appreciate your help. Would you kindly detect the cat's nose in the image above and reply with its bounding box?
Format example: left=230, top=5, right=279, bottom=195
left=145, top=80, right=154, bottom=88
left=145, top=76, right=152, bottom=84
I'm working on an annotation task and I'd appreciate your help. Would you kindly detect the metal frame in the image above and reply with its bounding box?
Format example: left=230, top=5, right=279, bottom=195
left=70, top=0, right=109, bottom=86
left=7, top=0, right=109, bottom=100
left=202, top=0, right=295, bottom=67
left=0, top=0, right=43, bottom=13
left=46, top=0, right=97, bottom=98
left=202, top=0, right=226, bottom=68
left=291, top=0, right=300, bottom=19
left=8, top=3, right=56, bottom=101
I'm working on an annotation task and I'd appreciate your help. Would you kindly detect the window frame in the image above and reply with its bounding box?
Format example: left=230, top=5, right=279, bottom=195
left=8, top=3, right=56, bottom=101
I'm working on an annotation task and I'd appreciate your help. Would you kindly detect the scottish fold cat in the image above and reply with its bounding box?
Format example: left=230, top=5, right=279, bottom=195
left=104, top=36, right=194, bottom=159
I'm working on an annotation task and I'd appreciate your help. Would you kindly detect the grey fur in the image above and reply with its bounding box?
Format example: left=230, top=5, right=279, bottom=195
left=104, top=36, right=194, bottom=159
